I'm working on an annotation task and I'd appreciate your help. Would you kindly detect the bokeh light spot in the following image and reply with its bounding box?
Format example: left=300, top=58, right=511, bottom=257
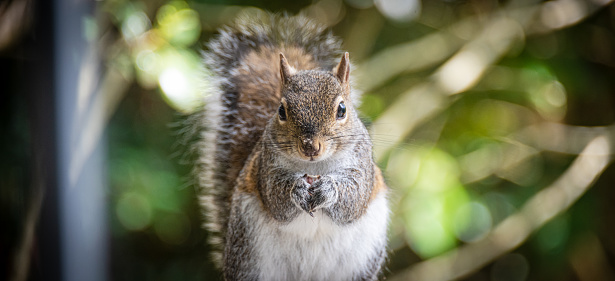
left=158, top=67, right=201, bottom=113
left=544, top=81, right=567, bottom=108
left=386, top=146, right=420, bottom=188
left=116, top=192, right=153, bottom=231
left=405, top=195, right=456, bottom=258
left=157, top=1, right=201, bottom=46
left=374, top=0, right=420, bottom=22
left=454, top=201, right=492, bottom=243
left=484, top=192, right=516, bottom=225
left=160, top=68, right=187, bottom=98
left=413, top=148, right=460, bottom=192
left=399, top=147, right=469, bottom=258
left=155, top=48, right=203, bottom=113
left=82, top=16, right=98, bottom=42
left=472, top=100, right=520, bottom=136
left=121, top=11, right=150, bottom=40
left=136, top=50, right=158, bottom=73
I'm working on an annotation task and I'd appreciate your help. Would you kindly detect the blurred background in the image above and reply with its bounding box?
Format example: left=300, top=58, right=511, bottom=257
left=2, top=0, right=615, bottom=280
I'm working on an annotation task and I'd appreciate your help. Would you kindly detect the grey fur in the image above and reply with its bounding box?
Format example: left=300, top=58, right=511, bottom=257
left=195, top=11, right=388, bottom=280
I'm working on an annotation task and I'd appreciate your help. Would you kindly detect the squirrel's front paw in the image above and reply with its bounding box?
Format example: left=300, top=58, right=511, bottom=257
left=307, top=176, right=337, bottom=212
left=291, top=180, right=312, bottom=216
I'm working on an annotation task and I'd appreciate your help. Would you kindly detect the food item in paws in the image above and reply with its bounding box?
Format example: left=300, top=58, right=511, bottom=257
left=303, top=174, right=321, bottom=186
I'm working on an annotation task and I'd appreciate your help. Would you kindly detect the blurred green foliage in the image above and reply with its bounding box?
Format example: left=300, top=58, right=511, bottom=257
left=108, top=86, right=215, bottom=280
left=102, top=0, right=615, bottom=280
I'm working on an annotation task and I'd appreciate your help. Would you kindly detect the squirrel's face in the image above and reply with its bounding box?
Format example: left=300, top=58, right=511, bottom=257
left=271, top=53, right=356, bottom=162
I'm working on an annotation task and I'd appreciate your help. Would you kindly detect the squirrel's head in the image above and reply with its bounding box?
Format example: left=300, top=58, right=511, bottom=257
left=272, top=52, right=359, bottom=162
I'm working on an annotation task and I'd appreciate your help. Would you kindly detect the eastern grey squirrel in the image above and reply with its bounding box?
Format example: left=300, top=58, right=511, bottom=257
left=195, top=12, right=390, bottom=280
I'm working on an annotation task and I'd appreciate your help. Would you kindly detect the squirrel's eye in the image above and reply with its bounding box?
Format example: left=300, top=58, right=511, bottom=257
left=336, top=101, right=346, bottom=120
left=278, top=104, right=287, bottom=121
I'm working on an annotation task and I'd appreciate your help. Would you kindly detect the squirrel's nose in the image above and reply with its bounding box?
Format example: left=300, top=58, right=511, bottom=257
left=301, top=139, right=321, bottom=157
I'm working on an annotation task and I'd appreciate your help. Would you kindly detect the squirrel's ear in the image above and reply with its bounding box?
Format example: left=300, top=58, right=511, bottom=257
left=334, top=52, right=350, bottom=86
left=279, top=53, right=296, bottom=84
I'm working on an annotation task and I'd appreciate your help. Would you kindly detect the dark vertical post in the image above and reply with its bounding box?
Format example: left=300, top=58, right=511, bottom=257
left=54, top=0, right=108, bottom=280
left=32, top=0, right=108, bottom=280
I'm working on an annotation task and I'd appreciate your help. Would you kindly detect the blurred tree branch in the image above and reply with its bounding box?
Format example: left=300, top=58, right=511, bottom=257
left=516, top=122, right=615, bottom=155
left=0, top=0, right=31, bottom=52
left=354, top=0, right=538, bottom=94
left=457, top=122, right=615, bottom=184
left=370, top=13, right=527, bottom=160
left=357, top=0, right=613, bottom=94
left=10, top=185, right=42, bottom=281
left=390, top=136, right=612, bottom=281
left=366, top=0, right=614, bottom=161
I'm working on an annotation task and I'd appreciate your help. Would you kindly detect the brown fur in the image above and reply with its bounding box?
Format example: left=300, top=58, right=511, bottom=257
left=236, top=151, right=260, bottom=194
left=370, top=165, right=387, bottom=203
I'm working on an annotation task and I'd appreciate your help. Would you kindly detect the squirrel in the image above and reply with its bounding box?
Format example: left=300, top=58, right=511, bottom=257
left=194, top=12, right=390, bottom=281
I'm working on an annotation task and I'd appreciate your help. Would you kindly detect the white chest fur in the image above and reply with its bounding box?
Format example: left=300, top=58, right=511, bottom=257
left=239, top=192, right=389, bottom=281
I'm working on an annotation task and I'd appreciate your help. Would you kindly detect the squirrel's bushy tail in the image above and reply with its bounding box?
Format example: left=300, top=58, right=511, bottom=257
left=195, top=11, right=343, bottom=268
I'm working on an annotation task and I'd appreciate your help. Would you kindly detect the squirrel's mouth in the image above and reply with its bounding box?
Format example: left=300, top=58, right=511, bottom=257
left=298, top=154, right=321, bottom=162
left=298, top=149, right=321, bottom=162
